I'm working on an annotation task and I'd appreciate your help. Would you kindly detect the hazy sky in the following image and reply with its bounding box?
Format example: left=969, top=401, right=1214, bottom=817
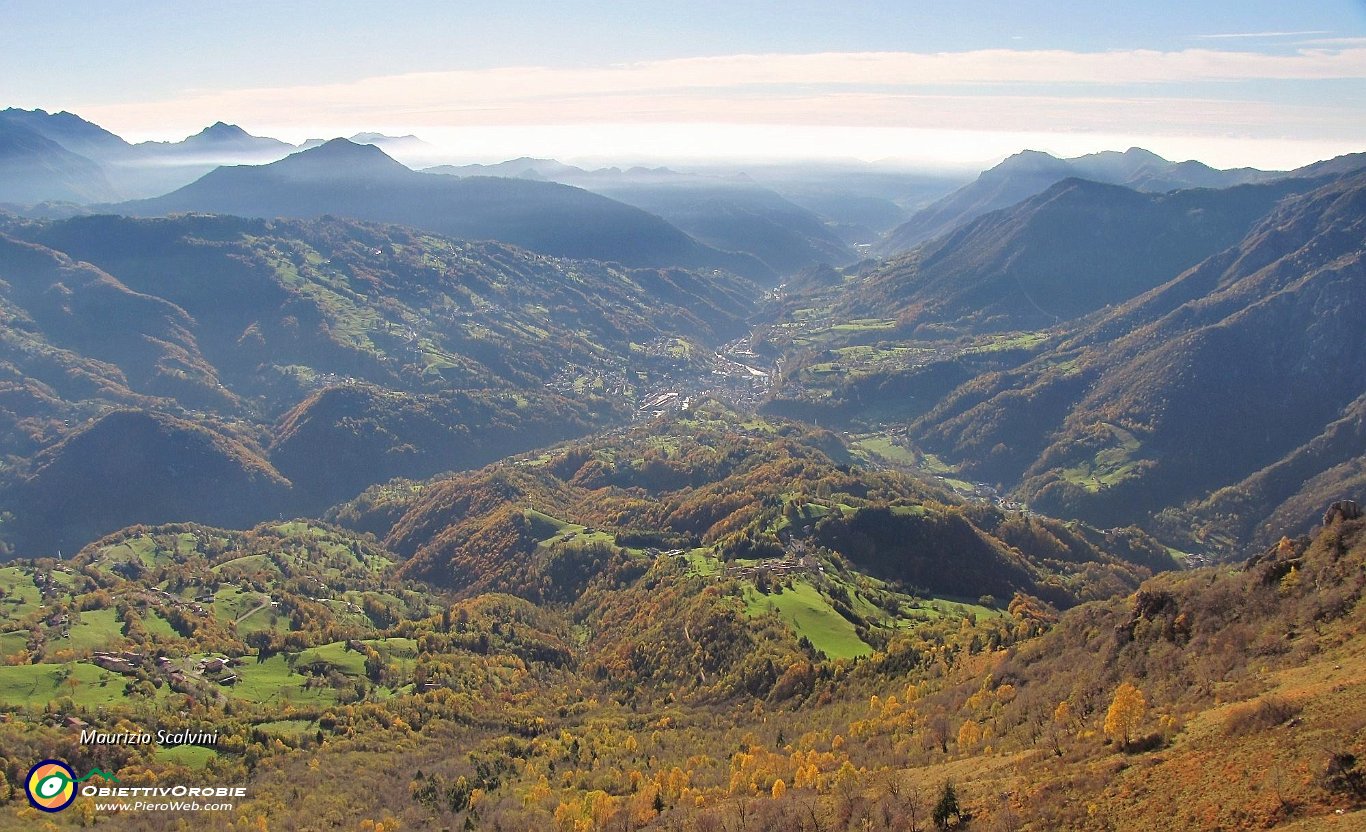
left=5, top=1, right=1365, bottom=168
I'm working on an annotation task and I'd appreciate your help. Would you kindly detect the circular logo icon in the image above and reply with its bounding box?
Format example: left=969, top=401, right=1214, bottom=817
left=25, top=760, right=77, bottom=812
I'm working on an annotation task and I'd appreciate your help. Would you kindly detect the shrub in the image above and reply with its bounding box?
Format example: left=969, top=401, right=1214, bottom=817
left=1222, top=696, right=1300, bottom=737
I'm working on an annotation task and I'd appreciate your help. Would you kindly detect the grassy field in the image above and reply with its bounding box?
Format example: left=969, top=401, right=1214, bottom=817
left=0, top=662, right=142, bottom=707
left=525, top=509, right=571, bottom=539
left=253, top=718, right=317, bottom=738
left=1060, top=423, right=1143, bottom=492
left=296, top=641, right=368, bottom=677
left=744, top=580, right=872, bottom=660
left=684, top=550, right=720, bottom=576
left=230, top=654, right=339, bottom=706
left=142, top=609, right=178, bottom=638
left=0, top=630, right=28, bottom=657
left=214, top=553, right=275, bottom=577
left=93, top=532, right=191, bottom=570
left=852, top=435, right=921, bottom=467
left=215, top=586, right=283, bottom=635
left=157, top=744, right=218, bottom=769
left=363, top=637, right=420, bottom=675
left=62, top=607, right=122, bottom=652
left=0, top=566, right=41, bottom=621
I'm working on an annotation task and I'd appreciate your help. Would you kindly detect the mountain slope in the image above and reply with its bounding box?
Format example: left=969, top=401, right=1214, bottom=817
left=0, top=107, right=135, bottom=165
left=270, top=383, right=604, bottom=511
left=116, top=140, right=773, bottom=279
left=1, top=409, right=292, bottom=555
left=912, top=170, right=1366, bottom=548
left=0, top=119, right=119, bottom=205
left=840, top=177, right=1309, bottom=332
left=1172, top=394, right=1366, bottom=548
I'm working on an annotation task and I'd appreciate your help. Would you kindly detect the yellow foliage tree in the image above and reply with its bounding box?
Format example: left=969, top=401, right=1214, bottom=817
left=771, top=778, right=787, bottom=799
left=957, top=720, right=982, bottom=750
left=1103, top=682, right=1147, bottom=748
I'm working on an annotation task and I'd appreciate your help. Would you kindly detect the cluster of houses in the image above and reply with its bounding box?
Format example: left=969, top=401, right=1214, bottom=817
left=138, top=586, right=211, bottom=617
left=89, top=650, right=243, bottom=689
left=543, top=333, right=775, bottom=421
left=723, top=554, right=822, bottom=581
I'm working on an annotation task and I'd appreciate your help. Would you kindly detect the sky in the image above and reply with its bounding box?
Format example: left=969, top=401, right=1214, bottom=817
left=4, top=0, right=1365, bottom=169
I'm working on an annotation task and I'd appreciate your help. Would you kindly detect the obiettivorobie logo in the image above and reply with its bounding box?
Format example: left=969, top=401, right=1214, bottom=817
left=24, top=760, right=119, bottom=812
left=24, top=758, right=245, bottom=813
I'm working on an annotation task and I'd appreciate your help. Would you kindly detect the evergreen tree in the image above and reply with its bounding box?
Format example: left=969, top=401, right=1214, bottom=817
left=933, top=780, right=961, bottom=829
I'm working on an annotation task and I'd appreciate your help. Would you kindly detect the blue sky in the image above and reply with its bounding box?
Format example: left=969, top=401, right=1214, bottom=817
left=4, top=1, right=1364, bottom=167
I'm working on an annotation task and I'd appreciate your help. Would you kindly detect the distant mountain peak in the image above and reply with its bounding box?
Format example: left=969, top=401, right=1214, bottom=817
left=271, top=138, right=412, bottom=179
left=300, top=137, right=396, bottom=160
left=350, top=132, right=422, bottom=144
left=190, top=121, right=252, bottom=140
left=174, top=122, right=293, bottom=154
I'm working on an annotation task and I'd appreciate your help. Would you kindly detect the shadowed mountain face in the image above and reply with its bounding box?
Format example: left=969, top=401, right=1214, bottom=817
left=876, top=147, right=1285, bottom=256
left=115, top=140, right=774, bottom=280
left=0, top=234, right=225, bottom=409
left=839, top=176, right=1313, bottom=332
left=3, top=409, right=293, bottom=555
left=0, top=119, right=121, bottom=205
left=910, top=171, right=1366, bottom=545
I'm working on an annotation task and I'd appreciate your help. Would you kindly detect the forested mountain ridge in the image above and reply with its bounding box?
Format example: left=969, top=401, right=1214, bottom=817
left=334, top=406, right=1173, bottom=611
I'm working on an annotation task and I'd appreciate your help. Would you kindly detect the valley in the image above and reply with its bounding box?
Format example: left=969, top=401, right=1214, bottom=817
left=0, top=99, right=1362, bottom=831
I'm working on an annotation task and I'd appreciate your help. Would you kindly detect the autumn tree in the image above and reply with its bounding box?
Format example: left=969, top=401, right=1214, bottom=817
left=1103, top=682, right=1147, bottom=749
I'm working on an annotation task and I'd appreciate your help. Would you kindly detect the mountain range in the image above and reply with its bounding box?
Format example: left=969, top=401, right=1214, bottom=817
left=904, top=169, right=1366, bottom=547
left=2, top=108, right=972, bottom=278
left=0, top=109, right=297, bottom=202
left=112, top=139, right=774, bottom=279
left=877, top=146, right=1285, bottom=256
left=426, top=160, right=857, bottom=275
left=839, top=175, right=1316, bottom=332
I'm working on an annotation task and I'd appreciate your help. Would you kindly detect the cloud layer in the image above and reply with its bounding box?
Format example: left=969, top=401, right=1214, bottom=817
left=76, top=47, right=1366, bottom=167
